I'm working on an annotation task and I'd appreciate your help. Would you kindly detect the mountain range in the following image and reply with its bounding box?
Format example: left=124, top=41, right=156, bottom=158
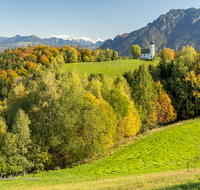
left=0, top=35, right=104, bottom=53
left=100, top=8, right=200, bottom=56
left=1, top=8, right=200, bottom=56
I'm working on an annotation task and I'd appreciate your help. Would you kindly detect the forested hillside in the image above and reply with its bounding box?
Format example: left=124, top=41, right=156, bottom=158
left=0, top=44, right=200, bottom=175
left=0, top=45, right=140, bottom=174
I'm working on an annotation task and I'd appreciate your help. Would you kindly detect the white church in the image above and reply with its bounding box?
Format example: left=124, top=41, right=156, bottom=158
left=140, top=40, right=155, bottom=59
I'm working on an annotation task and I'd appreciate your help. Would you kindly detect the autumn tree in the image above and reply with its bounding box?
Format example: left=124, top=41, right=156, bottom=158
left=177, top=46, right=197, bottom=67
left=129, top=45, right=141, bottom=59
left=155, top=81, right=176, bottom=125
left=63, top=46, right=78, bottom=63
left=113, top=51, right=119, bottom=60
left=83, top=48, right=94, bottom=62
left=104, top=48, right=113, bottom=61
left=185, top=68, right=200, bottom=116
left=160, top=47, right=175, bottom=60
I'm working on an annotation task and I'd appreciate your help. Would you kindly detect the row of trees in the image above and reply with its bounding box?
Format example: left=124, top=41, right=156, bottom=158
left=61, top=46, right=119, bottom=63
left=153, top=46, right=200, bottom=120
left=0, top=45, right=120, bottom=102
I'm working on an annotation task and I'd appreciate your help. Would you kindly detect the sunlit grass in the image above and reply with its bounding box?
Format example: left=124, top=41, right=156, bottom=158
left=65, top=59, right=158, bottom=79
left=2, top=118, right=200, bottom=190
left=3, top=169, right=200, bottom=190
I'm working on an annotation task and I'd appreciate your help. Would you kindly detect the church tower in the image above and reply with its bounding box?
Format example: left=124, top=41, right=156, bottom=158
left=150, top=40, right=155, bottom=59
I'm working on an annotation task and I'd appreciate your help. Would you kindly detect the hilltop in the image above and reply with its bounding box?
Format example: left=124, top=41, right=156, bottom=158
left=100, top=8, right=200, bottom=56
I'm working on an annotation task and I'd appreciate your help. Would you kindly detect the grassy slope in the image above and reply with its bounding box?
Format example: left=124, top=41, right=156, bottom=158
left=65, top=59, right=158, bottom=79
left=2, top=118, right=200, bottom=189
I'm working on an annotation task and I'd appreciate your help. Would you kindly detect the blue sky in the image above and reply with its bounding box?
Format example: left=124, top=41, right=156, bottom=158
left=0, top=0, right=199, bottom=41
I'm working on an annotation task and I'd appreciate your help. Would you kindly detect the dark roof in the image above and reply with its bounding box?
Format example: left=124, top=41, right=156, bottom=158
left=141, top=48, right=150, bottom=54
left=151, top=40, right=154, bottom=45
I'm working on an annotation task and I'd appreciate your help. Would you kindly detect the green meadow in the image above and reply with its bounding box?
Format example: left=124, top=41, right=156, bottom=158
left=2, top=118, right=200, bottom=190
left=65, top=59, right=159, bottom=79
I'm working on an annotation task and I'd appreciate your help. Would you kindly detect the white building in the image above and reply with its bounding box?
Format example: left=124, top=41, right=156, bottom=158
left=140, top=40, right=155, bottom=59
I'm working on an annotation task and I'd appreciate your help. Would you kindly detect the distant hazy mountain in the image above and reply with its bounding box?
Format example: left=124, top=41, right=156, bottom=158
left=0, top=35, right=105, bottom=52
left=100, top=8, right=200, bottom=56
left=45, top=35, right=104, bottom=44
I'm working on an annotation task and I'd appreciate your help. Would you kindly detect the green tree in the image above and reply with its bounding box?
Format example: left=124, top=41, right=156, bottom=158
left=105, top=48, right=113, bottom=61
left=124, top=65, right=158, bottom=131
left=11, top=109, right=32, bottom=173
left=102, top=88, right=130, bottom=117
left=177, top=46, right=197, bottom=68
left=57, top=72, right=118, bottom=164
left=64, top=47, right=78, bottom=63
left=113, top=51, right=119, bottom=60
left=130, top=45, right=141, bottom=59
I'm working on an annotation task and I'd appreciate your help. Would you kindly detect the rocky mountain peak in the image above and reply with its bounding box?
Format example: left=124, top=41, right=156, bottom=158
left=100, top=8, right=200, bottom=56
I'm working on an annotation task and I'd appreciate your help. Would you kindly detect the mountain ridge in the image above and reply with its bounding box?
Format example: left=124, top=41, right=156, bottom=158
left=0, top=35, right=105, bottom=52
left=100, top=7, right=200, bottom=56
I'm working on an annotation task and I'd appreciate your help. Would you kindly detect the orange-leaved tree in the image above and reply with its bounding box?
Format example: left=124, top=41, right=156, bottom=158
left=160, top=47, right=175, bottom=60
left=155, top=81, right=176, bottom=125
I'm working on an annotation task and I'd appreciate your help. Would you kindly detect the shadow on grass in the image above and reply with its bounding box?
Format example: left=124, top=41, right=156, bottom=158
left=156, top=182, right=200, bottom=190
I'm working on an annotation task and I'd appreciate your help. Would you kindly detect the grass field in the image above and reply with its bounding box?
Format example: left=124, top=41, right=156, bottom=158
left=2, top=118, right=200, bottom=189
left=3, top=170, right=200, bottom=190
left=65, top=59, right=158, bottom=79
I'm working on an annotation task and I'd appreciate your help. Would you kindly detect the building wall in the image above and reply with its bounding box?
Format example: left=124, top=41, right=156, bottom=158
left=150, top=44, right=155, bottom=58
left=141, top=54, right=150, bottom=59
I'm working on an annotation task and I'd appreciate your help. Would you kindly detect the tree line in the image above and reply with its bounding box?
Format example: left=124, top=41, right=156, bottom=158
left=0, top=45, right=121, bottom=102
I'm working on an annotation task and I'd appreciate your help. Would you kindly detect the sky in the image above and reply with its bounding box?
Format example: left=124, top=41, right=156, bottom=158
left=0, top=0, right=200, bottom=41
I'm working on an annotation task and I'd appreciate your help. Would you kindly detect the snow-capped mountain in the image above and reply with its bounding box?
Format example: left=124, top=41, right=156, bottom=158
left=45, top=35, right=104, bottom=44
left=0, top=35, right=105, bottom=53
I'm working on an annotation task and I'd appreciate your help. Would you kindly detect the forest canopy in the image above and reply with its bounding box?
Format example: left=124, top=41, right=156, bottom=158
left=0, top=45, right=139, bottom=174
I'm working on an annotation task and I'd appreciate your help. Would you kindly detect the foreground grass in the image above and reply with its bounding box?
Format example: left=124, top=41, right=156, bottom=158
left=2, top=118, right=200, bottom=189
left=65, top=59, right=158, bottom=79
left=3, top=169, right=200, bottom=190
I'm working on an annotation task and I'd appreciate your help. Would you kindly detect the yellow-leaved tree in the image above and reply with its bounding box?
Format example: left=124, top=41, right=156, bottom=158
left=115, top=77, right=141, bottom=137
left=185, top=69, right=200, bottom=116
left=160, top=47, right=175, bottom=60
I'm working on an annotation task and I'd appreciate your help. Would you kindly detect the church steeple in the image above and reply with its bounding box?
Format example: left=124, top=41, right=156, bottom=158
left=150, top=39, right=155, bottom=58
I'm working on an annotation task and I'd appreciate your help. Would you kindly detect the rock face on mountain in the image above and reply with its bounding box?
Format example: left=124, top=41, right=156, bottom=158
left=100, top=8, right=200, bottom=56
